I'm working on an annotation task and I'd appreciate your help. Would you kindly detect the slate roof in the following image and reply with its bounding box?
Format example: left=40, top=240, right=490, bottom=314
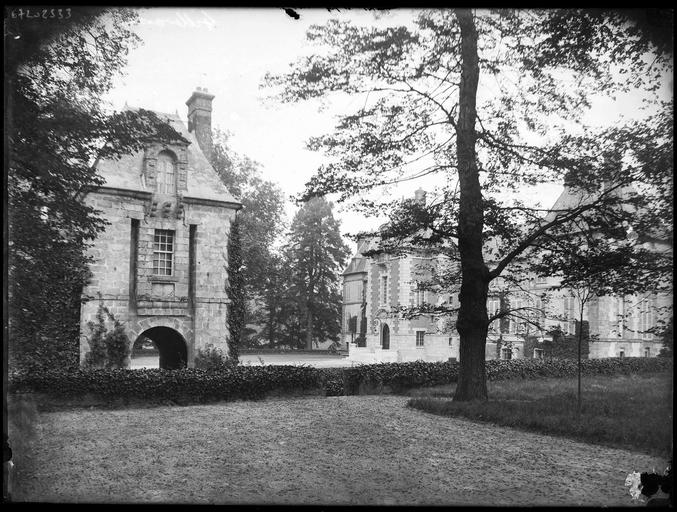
left=94, top=109, right=239, bottom=205
left=543, top=183, right=638, bottom=225
left=342, top=256, right=368, bottom=276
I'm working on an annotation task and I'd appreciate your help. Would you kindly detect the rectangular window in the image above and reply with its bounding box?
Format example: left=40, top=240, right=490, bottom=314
left=416, top=331, right=425, bottom=347
left=619, top=348, right=625, bottom=358
left=534, top=297, right=544, bottom=332
left=448, top=337, right=453, bottom=347
left=380, top=275, right=388, bottom=305
left=512, top=299, right=524, bottom=334
left=501, top=347, right=512, bottom=360
left=414, top=288, right=425, bottom=306
left=487, top=297, right=500, bottom=332
left=564, top=296, right=576, bottom=335
left=644, top=347, right=651, bottom=357
left=129, top=219, right=139, bottom=311
left=189, top=225, right=196, bottom=305
left=639, top=296, right=655, bottom=340
left=153, top=229, right=174, bottom=276
left=533, top=348, right=544, bottom=360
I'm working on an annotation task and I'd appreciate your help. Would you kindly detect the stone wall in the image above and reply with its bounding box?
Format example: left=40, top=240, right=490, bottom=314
left=79, top=189, right=236, bottom=367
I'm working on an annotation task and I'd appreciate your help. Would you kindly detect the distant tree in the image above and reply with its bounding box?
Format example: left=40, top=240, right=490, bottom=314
left=284, top=197, right=350, bottom=349
left=264, top=8, right=673, bottom=399
left=211, top=130, right=287, bottom=345
left=6, top=8, right=182, bottom=371
left=253, top=253, right=297, bottom=348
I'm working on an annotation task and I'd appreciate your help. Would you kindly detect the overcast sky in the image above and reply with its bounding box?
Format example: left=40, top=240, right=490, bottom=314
left=104, top=7, right=672, bottom=246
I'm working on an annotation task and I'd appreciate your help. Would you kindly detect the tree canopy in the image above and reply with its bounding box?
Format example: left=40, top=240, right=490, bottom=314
left=211, top=129, right=287, bottom=346
left=7, top=8, right=183, bottom=370
left=284, top=197, right=350, bottom=349
left=264, top=8, right=673, bottom=399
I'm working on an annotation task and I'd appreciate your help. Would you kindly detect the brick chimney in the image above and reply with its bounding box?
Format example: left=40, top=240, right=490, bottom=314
left=414, top=188, right=427, bottom=205
left=186, top=87, right=215, bottom=162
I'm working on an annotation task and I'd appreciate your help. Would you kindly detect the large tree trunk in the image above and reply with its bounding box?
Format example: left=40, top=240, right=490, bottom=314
left=454, top=9, right=490, bottom=402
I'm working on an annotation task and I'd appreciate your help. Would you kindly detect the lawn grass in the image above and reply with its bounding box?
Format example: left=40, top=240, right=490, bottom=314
left=8, top=393, right=668, bottom=505
left=407, top=372, right=673, bottom=458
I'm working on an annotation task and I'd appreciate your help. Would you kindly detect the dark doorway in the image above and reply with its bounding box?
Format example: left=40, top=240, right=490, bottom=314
left=134, top=327, right=188, bottom=369
left=381, top=323, right=390, bottom=350
left=131, top=336, right=159, bottom=368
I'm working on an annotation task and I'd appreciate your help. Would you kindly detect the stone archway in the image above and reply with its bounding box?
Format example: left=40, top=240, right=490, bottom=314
left=135, top=326, right=188, bottom=369
left=381, top=323, right=390, bottom=350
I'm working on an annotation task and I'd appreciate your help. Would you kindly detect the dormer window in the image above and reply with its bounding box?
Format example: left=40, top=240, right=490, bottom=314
left=156, top=150, right=176, bottom=194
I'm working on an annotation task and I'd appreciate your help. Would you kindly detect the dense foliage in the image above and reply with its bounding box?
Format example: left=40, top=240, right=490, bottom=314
left=83, top=301, right=131, bottom=369
left=9, top=357, right=671, bottom=406
left=194, top=344, right=236, bottom=370
left=263, top=8, right=673, bottom=400
left=282, top=197, right=350, bottom=349
left=6, top=8, right=184, bottom=371
left=211, top=129, right=286, bottom=347
left=226, top=217, right=245, bottom=362
left=9, top=366, right=324, bottom=403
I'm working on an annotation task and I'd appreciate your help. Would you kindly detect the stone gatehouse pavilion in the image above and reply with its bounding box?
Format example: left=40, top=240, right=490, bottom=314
left=79, top=87, right=241, bottom=368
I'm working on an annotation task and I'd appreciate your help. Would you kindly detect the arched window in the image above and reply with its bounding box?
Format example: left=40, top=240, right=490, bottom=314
left=156, top=151, right=176, bottom=194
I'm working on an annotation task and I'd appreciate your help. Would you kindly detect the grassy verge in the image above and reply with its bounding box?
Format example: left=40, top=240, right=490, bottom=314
left=407, top=372, right=673, bottom=457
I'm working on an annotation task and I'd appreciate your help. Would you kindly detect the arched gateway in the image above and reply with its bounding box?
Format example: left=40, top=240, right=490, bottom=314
left=136, top=327, right=188, bottom=369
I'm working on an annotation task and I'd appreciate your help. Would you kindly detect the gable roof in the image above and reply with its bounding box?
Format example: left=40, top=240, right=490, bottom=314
left=94, top=109, right=239, bottom=205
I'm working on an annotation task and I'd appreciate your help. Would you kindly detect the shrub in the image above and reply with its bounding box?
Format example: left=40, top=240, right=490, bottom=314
left=194, top=344, right=234, bottom=370
left=8, top=365, right=325, bottom=405
left=83, top=301, right=130, bottom=369
left=8, top=357, right=672, bottom=407
left=320, top=368, right=346, bottom=396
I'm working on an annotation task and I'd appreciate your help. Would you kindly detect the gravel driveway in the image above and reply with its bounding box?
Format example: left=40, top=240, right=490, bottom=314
left=130, top=353, right=354, bottom=369
left=9, top=395, right=663, bottom=506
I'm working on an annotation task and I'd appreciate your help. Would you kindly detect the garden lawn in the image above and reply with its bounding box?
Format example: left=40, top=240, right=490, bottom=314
left=8, top=392, right=668, bottom=506
left=408, top=372, right=673, bottom=458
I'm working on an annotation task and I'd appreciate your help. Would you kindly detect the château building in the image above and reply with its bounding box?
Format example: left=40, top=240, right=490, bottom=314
left=342, top=187, right=671, bottom=364
left=79, top=87, right=241, bottom=368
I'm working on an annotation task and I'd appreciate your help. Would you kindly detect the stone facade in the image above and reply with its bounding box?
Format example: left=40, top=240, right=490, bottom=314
left=346, top=250, right=460, bottom=365
left=79, top=88, right=241, bottom=368
left=344, top=188, right=671, bottom=364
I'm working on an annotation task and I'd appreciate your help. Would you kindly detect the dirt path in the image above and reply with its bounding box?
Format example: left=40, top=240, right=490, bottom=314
left=9, top=395, right=662, bottom=505
left=130, top=353, right=354, bottom=369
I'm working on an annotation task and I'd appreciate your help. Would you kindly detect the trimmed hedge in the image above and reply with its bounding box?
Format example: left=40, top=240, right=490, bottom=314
left=9, top=365, right=324, bottom=404
left=8, top=357, right=672, bottom=406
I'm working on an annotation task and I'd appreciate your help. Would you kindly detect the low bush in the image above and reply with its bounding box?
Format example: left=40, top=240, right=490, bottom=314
left=9, top=365, right=324, bottom=405
left=8, top=357, right=671, bottom=406
left=194, top=344, right=235, bottom=370
left=340, top=357, right=671, bottom=394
